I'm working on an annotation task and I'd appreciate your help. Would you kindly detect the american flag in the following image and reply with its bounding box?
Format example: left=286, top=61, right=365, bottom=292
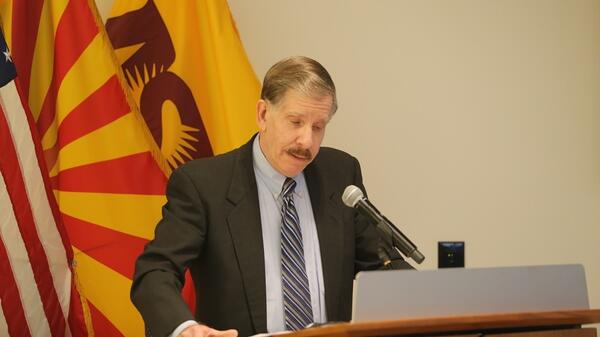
left=0, top=29, right=88, bottom=337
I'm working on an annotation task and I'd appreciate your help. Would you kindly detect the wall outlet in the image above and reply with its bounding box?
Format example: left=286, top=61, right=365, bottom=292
left=438, top=241, right=465, bottom=268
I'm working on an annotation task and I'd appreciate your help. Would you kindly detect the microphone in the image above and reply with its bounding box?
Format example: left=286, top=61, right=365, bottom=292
left=342, top=185, right=425, bottom=264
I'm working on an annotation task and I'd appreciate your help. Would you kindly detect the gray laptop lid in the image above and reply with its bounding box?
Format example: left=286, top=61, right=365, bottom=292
left=352, top=264, right=589, bottom=322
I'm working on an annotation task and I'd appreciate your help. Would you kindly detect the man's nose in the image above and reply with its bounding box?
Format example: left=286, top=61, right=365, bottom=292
left=296, top=126, right=313, bottom=148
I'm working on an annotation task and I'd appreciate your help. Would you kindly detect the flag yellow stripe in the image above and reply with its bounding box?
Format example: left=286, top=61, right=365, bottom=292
left=0, top=0, right=14, bottom=49
left=56, top=191, right=165, bottom=240
left=72, top=247, right=144, bottom=337
left=56, top=33, right=115, bottom=126
left=51, top=112, right=148, bottom=173
left=29, top=0, right=69, bottom=121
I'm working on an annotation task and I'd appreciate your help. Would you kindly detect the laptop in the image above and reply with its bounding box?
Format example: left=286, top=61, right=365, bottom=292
left=352, top=264, right=589, bottom=322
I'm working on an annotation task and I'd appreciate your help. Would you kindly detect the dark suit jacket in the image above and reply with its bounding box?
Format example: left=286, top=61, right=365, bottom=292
left=131, top=136, right=386, bottom=337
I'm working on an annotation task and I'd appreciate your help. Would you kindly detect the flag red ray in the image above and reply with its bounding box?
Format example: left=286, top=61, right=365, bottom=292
left=35, top=0, right=99, bottom=140
left=0, top=235, right=33, bottom=337
left=0, top=104, right=66, bottom=337
left=9, top=0, right=44, bottom=99
left=63, top=213, right=148, bottom=280
left=52, top=152, right=166, bottom=195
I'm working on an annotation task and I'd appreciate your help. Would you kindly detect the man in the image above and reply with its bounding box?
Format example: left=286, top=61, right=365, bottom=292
left=131, top=56, right=401, bottom=337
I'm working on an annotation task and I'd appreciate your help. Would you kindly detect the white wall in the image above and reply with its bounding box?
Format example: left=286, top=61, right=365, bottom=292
left=227, top=0, right=600, bottom=308
left=98, top=0, right=600, bottom=310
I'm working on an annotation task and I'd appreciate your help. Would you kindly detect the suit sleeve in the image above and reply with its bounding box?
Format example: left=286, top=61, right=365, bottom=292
left=131, top=168, right=206, bottom=337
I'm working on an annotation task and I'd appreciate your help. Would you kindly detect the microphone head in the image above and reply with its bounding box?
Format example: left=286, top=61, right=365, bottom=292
left=342, top=185, right=364, bottom=208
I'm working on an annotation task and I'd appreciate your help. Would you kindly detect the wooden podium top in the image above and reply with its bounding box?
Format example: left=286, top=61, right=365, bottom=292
left=287, top=309, right=600, bottom=337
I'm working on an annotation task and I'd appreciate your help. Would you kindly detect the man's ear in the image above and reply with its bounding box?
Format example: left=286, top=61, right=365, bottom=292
left=256, top=99, right=268, bottom=131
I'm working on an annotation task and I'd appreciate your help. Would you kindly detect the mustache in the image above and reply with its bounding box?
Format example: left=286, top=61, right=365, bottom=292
left=287, top=147, right=312, bottom=160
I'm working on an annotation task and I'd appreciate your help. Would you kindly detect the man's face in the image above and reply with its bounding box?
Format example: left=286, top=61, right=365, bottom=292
left=257, top=89, right=333, bottom=177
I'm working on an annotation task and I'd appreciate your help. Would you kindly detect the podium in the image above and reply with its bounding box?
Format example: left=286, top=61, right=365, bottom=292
left=289, top=265, right=599, bottom=336
left=287, top=309, right=600, bottom=336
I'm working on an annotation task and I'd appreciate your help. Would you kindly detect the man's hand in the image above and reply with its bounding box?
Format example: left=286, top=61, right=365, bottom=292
left=179, top=324, right=238, bottom=337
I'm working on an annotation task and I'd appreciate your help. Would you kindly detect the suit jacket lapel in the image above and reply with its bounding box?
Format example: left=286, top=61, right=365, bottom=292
left=225, top=137, right=345, bottom=330
left=225, top=138, right=267, bottom=333
left=304, top=163, right=345, bottom=322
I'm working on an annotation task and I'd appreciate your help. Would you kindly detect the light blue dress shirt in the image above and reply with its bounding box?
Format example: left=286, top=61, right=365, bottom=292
left=252, top=136, right=327, bottom=332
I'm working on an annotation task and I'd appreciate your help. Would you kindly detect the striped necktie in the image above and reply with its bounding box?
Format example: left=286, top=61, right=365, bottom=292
left=280, top=177, right=313, bottom=330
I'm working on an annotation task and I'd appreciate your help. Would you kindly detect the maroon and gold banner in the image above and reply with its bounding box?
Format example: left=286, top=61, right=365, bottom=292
left=106, top=0, right=260, bottom=169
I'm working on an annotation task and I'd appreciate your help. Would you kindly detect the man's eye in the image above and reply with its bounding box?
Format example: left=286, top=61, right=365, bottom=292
left=291, top=120, right=301, bottom=126
left=313, top=125, right=324, bottom=131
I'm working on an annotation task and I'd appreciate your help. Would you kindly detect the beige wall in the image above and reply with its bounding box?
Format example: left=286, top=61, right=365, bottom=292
left=99, top=0, right=600, bottom=310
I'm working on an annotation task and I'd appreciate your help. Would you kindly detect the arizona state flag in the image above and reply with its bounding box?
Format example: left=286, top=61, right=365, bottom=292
left=106, top=0, right=260, bottom=169
left=1, top=0, right=170, bottom=336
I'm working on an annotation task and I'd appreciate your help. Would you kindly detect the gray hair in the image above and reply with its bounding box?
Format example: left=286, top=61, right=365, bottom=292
left=260, top=56, right=338, bottom=114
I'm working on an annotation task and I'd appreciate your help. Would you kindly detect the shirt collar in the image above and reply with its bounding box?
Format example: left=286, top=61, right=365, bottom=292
left=252, top=135, right=305, bottom=200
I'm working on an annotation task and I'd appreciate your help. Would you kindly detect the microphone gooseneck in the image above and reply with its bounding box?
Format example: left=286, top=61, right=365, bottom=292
left=342, top=185, right=425, bottom=264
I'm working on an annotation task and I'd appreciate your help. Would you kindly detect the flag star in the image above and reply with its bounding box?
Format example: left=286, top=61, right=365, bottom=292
left=3, top=48, right=12, bottom=63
